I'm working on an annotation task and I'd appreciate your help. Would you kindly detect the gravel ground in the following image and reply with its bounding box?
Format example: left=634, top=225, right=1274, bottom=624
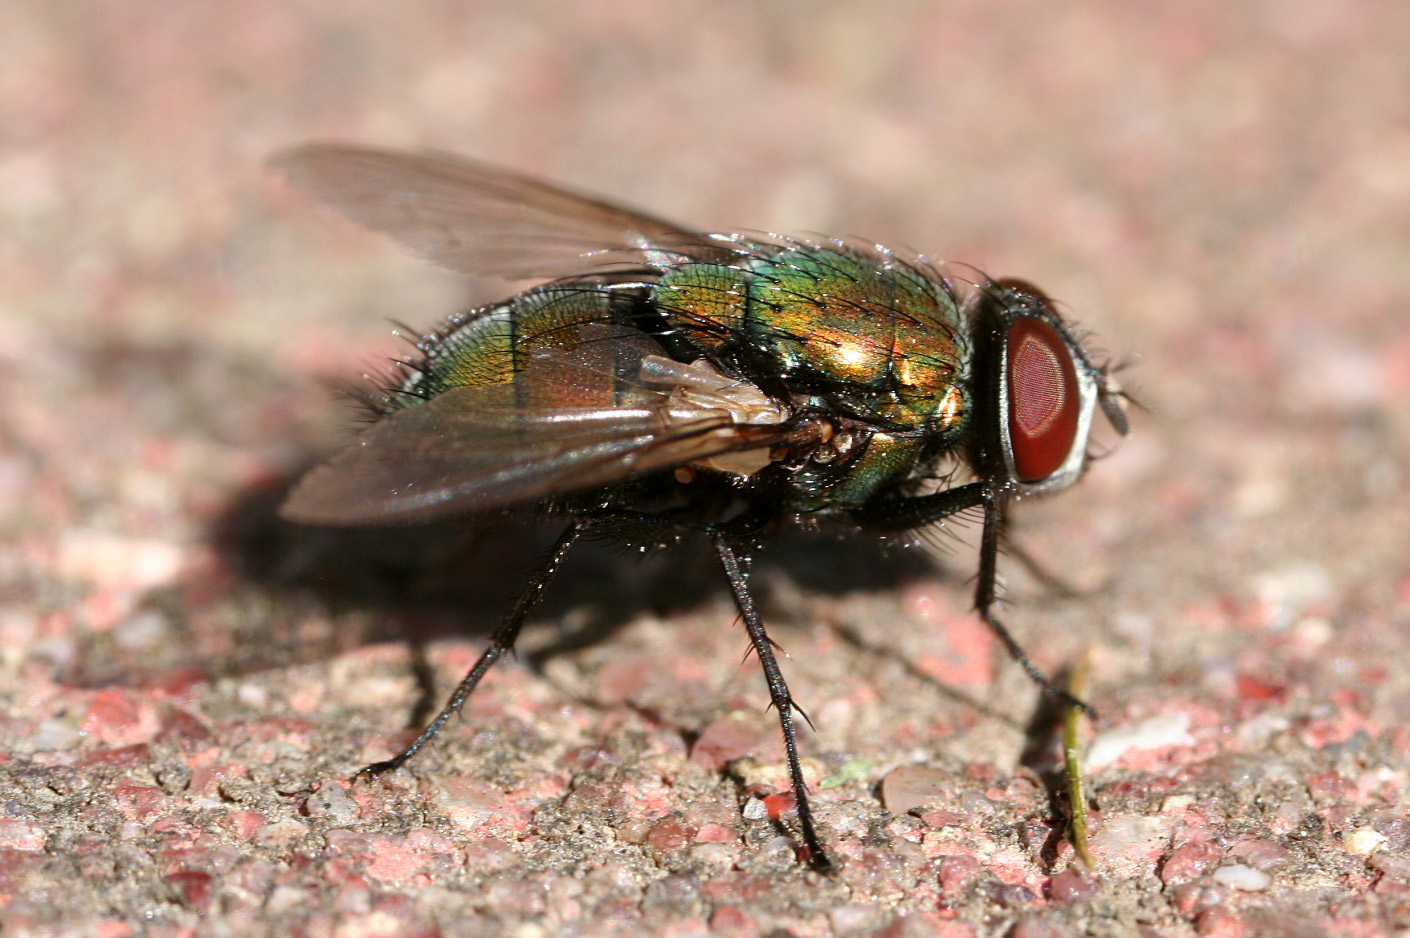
left=3, top=2, right=1409, bottom=936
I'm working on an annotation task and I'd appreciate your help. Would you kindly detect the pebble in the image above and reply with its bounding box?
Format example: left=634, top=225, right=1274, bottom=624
left=1086, top=712, right=1193, bottom=770
left=1049, top=869, right=1096, bottom=903
left=1227, top=839, right=1292, bottom=871
left=1345, top=827, right=1388, bottom=856
left=1161, top=841, right=1222, bottom=885
left=880, top=765, right=950, bottom=814
left=305, top=782, right=360, bottom=825
left=1211, top=864, right=1271, bottom=892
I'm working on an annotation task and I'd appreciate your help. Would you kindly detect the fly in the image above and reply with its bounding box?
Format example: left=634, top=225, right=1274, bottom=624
left=271, top=144, right=1131, bottom=873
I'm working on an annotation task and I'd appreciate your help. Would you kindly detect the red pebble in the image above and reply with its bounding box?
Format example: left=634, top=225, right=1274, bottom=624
left=1048, top=869, right=1096, bottom=903
left=1161, top=841, right=1222, bottom=885
left=938, top=855, right=980, bottom=894
left=167, top=871, right=214, bottom=912
left=645, top=819, right=693, bottom=852
left=1306, top=771, right=1356, bottom=802
left=1196, top=906, right=1245, bottom=937
left=1227, top=839, right=1291, bottom=871
left=221, top=810, right=266, bottom=842
left=763, top=791, right=796, bottom=821
left=710, top=906, right=752, bottom=932
left=694, top=822, right=739, bottom=844
left=112, top=782, right=165, bottom=822
left=690, top=714, right=768, bottom=770
left=82, top=690, right=142, bottom=741
left=1235, top=674, right=1285, bottom=702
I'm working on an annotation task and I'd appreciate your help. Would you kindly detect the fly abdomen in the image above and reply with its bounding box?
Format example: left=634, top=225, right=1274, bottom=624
left=396, top=279, right=655, bottom=407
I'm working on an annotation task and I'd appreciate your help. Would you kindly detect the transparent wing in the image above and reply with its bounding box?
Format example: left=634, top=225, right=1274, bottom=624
left=281, top=328, right=801, bottom=525
left=271, top=144, right=722, bottom=280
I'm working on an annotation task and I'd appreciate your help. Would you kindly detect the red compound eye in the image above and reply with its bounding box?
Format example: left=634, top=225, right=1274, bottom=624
left=1006, top=317, right=1080, bottom=481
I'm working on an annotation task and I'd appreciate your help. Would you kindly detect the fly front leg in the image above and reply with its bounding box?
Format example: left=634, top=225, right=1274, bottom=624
left=851, top=483, right=1094, bottom=717
left=972, top=492, right=1095, bottom=717
left=710, top=531, right=833, bottom=873
left=356, top=520, right=587, bottom=779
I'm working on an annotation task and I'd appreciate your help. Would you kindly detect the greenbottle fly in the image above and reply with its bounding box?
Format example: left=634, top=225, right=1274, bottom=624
left=273, top=144, right=1130, bottom=872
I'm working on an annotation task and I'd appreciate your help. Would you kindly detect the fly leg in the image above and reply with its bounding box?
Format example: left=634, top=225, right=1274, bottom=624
left=851, top=483, right=1094, bottom=717
left=973, top=493, right=1095, bottom=717
left=356, top=520, right=586, bottom=778
left=710, top=529, right=833, bottom=873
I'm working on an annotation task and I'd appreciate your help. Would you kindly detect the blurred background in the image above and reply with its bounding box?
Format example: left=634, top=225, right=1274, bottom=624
left=3, top=1, right=1409, bottom=934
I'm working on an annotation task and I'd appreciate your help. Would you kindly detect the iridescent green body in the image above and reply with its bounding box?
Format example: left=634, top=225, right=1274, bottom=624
left=394, top=241, right=972, bottom=512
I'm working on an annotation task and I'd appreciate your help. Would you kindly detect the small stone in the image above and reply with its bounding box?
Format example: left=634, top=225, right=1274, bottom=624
left=304, top=782, right=359, bottom=825
left=1226, top=839, right=1292, bottom=871
left=1161, top=841, right=1221, bottom=885
left=167, top=870, right=214, bottom=912
left=256, top=818, right=310, bottom=849
left=1091, top=814, right=1171, bottom=863
left=112, top=782, right=165, bottom=822
left=1371, top=852, right=1410, bottom=882
left=694, top=822, right=738, bottom=844
left=709, top=906, right=752, bottom=932
left=220, top=809, right=266, bottom=842
left=938, top=855, right=980, bottom=894
left=1211, top=864, right=1271, bottom=892
left=690, top=842, right=740, bottom=870
left=1195, top=905, right=1245, bottom=937
left=428, top=777, right=517, bottom=832
left=1345, top=827, right=1389, bottom=856
left=828, top=903, right=884, bottom=934
left=463, top=836, right=519, bottom=872
left=880, top=765, right=950, bottom=814
left=644, top=818, right=693, bottom=855
left=0, top=818, right=46, bottom=851
left=1048, top=869, right=1096, bottom=903
left=265, top=885, right=309, bottom=917
left=920, top=809, right=966, bottom=829
left=690, top=712, right=768, bottom=770
left=762, top=791, right=795, bottom=821
left=1086, top=713, right=1193, bottom=770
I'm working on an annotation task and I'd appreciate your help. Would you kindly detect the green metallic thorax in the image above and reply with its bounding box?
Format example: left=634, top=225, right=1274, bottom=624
left=656, top=247, right=968, bottom=432
left=399, top=243, right=972, bottom=512
left=654, top=247, right=970, bottom=509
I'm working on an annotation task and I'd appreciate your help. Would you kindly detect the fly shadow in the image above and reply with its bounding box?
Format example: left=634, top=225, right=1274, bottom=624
left=179, top=459, right=946, bottom=698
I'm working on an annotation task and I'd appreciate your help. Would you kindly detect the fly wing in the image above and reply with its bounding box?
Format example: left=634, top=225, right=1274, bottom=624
left=280, top=398, right=786, bottom=525
left=281, top=328, right=800, bottom=525
left=271, top=144, right=724, bottom=280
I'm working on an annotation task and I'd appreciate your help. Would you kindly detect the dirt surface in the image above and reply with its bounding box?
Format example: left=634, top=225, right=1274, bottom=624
left=3, top=2, right=1409, bottom=936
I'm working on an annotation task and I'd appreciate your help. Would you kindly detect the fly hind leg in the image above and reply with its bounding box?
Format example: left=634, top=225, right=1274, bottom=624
left=356, top=520, right=587, bottom=778
left=710, top=528, right=833, bottom=873
left=355, top=505, right=701, bottom=779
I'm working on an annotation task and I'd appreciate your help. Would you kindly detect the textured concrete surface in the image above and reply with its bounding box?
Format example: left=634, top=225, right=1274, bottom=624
left=2, top=2, right=1409, bottom=936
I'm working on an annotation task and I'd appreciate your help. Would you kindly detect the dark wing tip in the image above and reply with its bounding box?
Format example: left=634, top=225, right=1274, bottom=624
left=278, top=431, right=424, bottom=527
left=278, top=460, right=369, bottom=527
left=267, top=140, right=370, bottom=169
left=266, top=141, right=336, bottom=180
left=266, top=142, right=391, bottom=196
